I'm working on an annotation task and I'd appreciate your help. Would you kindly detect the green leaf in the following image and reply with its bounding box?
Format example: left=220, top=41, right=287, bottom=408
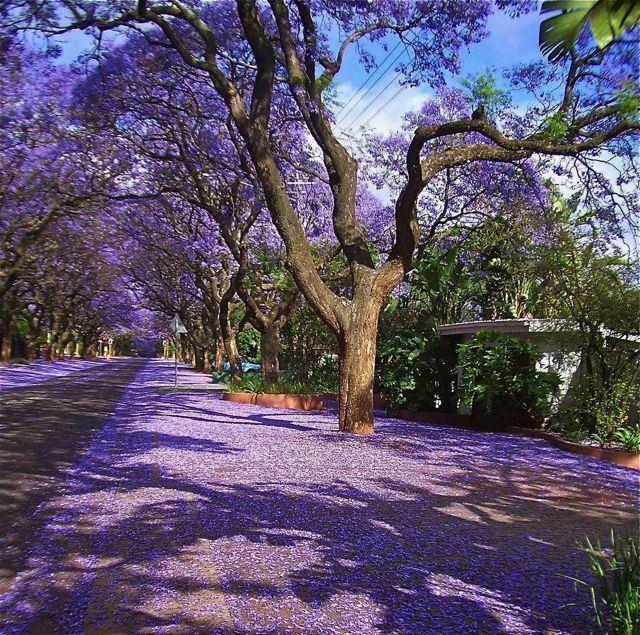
left=539, top=1, right=596, bottom=61
left=591, top=0, right=640, bottom=48
left=540, top=0, right=640, bottom=61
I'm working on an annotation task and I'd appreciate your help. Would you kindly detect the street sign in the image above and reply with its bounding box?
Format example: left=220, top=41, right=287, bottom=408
left=169, top=314, right=187, bottom=334
left=169, top=314, right=187, bottom=387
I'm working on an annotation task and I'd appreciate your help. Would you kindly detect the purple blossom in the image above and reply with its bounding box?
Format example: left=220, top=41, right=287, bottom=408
left=0, top=359, right=636, bottom=632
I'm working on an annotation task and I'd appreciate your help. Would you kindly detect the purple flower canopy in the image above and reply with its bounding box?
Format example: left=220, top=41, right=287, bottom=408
left=1, top=360, right=636, bottom=633
left=1, top=0, right=637, bottom=350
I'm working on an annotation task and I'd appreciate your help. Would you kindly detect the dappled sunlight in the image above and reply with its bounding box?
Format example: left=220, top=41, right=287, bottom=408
left=0, top=359, right=114, bottom=392
left=428, top=573, right=537, bottom=634
left=0, top=360, right=637, bottom=632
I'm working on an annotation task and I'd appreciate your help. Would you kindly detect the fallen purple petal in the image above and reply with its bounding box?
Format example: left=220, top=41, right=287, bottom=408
left=0, top=360, right=637, bottom=633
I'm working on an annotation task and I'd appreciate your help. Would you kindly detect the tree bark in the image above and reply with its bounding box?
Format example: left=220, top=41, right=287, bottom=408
left=336, top=292, right=385, bottom=435
left=57, top=334, right=72, bottom=360
left=223, top=331, right=242, bottom=381
left=260, top=323, right=281, bottom=384
left=219, top=300, right=242, bottom=381
left=0, top=315, right=13, bottom=362
left=193, top=345, right=206, bottom=372
left=45, top=331, right=58, bottom=362
left=214, top=334, right=225, bottom=372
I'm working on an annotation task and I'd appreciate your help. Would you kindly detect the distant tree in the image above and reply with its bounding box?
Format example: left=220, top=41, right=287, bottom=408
left=5, top=1, right=638, bottom=433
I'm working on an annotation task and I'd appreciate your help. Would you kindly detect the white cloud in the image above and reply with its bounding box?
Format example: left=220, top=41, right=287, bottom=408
left=332, top=80, right=431, bottom=143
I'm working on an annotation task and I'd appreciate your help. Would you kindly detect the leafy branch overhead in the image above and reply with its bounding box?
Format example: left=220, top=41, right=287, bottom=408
left=539, top=0, right=640, bottom=61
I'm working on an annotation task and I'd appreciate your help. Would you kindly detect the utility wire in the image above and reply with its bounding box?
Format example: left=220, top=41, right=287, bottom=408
left=340, top=67, right=406, bottom=130
left=357, top=83, right=410, bottom=130
left=348, top=31, right=423, bottom=131
left=335, top=38, right=404, bottom=117
left=337, top=33, right=417, bottom=130
left=336, top=39, right=414, bottom=127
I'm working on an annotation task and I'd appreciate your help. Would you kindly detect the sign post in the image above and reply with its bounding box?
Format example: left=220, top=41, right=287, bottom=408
left=169, top=314, right=187, bottom=387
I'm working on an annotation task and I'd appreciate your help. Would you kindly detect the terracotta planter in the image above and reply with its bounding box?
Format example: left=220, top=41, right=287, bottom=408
left=396, top=409, right=639, bottom=470
left=467, top=406, right=543, bottom=431
left=222, top=391, right=324, bottom=411
left=317, top=392, right=386, bottom=408
left=504, top=427, right=640, bottom=470
left=399, top=410, right=472, bottom=428
left=373, top=394, right=387, bottom=409
left=222, top=392, right=256, bottom=405
left=316, top=392, right=338, bottom=401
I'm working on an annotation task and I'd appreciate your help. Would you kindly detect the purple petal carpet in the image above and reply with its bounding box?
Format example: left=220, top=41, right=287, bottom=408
left=0, top=359, right=637, bottom=633
left=0, top=358, right=113, bottom=392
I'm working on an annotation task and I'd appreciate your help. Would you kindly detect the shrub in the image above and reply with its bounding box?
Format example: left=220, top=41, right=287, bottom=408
left=377, top=333, right=456, bottom=413
left=9, top=357, right=29, bottom=365
left=458, top=331, right=560, bottom=420
left=279, top=367, right=338, bottom=394
left=614, top=425, right=640, bottom=453
left=226, top=377, right=317, bottom=395
left=586, top=382, right=638, bottom=443
left=554, top=380, right=638, bottom=447
left=571, top=531, right=640, bottom=635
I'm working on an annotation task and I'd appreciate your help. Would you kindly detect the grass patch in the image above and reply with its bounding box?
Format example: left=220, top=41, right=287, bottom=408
left=568, top=530, right=640, bottom=634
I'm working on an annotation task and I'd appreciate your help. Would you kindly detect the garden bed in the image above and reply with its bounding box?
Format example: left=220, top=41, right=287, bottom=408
left=397, top=409, right=639, bottom=470
left=318, top=393, right=387, bottom=408
left=504, top=427, right=640, bottom=470
left=399, top=409, right=473, bottom=428
left=222, top=391, right=324, bottom=411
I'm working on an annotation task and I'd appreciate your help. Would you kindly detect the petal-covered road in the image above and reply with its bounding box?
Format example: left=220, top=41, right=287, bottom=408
left=0, top=359, right=637, bottom=634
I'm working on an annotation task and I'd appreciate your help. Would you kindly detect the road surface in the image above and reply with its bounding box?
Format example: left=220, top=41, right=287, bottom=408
left=0, top=358, right=637, bottom=634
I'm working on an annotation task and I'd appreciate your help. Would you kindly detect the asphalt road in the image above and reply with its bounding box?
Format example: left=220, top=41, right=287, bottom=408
left=0, top=359, right=636, bottom=633
left=0, top=358, right=146, bottom=596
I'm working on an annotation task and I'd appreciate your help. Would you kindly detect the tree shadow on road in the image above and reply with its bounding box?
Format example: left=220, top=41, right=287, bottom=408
left=1, top=371, right=638, bottom=633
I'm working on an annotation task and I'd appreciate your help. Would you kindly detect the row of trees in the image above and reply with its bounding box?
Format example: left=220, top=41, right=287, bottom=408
left=1, top=1, right=638, bottom=433
left=0, top=42, right=138, bottom=360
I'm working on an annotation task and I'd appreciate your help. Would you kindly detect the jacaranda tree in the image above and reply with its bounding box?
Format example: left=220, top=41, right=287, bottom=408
left=5, top=1, right=638, bottom=432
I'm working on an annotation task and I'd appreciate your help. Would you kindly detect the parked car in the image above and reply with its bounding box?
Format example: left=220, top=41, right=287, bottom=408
left=224, top=358, right=261, bottom=374
left=213, top=358, right=261, bottom=382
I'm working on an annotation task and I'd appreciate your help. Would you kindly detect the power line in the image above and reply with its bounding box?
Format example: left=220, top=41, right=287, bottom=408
left=357, top=83, right=410, bottom=130
left=340, top=67, right=406, bottom=130
left=335, top=38, right=404, bottom=117
left=346, top=32, right=422, bottom=132
left=336, top=39, right=413, bottom=127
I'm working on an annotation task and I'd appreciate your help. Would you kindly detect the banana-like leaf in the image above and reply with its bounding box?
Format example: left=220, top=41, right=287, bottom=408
left=539, top=0, right=640, bottom=62
left=539, top=0, right=598, bottom=61
left=589, top=0, right=640, bottom=48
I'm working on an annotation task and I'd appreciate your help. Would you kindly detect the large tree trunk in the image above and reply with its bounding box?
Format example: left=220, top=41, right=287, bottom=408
left=219, top=301, right=242, bottom=381
left=80, top=334, right=89, bottom=358
left=179, top=336, right=190, bottom=364
left=57, top=334, right=72, bottom=360
left=214, top=335, right=225, bottom=372
left=0, top=315, right=14, bottom=362
left=223, top=332, right=242, bottom=381
left=45, top=331, right=58, bottom=362
left=193, top=345, right=206, bottom=372
left=337, top=298, right=380, bottom=435
left=260, top=323, right=281, bottom=384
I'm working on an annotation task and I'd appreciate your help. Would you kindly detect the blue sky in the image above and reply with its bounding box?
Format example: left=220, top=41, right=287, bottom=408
left=333, top=8, right=545, bottom=138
